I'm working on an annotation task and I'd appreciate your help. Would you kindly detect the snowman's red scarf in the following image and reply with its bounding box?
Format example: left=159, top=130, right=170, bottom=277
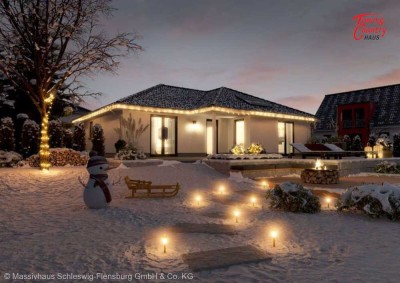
left=90, top=174, right=112, bottom=203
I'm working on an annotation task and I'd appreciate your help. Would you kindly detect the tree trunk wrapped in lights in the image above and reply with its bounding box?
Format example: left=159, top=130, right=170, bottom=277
left=0, top=0, right=142, bottom=170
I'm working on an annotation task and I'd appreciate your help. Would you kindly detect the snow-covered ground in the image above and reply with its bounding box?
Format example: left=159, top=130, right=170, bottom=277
left=1, top=163, right=400, bottom=282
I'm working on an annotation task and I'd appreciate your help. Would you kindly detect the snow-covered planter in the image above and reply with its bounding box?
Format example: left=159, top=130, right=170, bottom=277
left=266, top=182, right=321, bottom=213
left=375, top=161, right=400, bottom=174
left=207, top=153, right=282, bottom=160
left=114, top=147, right=147, bottom=160
left=337, top=183, right=400, bottom=220
left=0, top=150, right=23, bottom=167
left=26, top=148, right=88, bottom=167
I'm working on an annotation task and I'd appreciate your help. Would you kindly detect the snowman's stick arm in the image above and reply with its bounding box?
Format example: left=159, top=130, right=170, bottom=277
left=78, top=176, right=86, bottom=188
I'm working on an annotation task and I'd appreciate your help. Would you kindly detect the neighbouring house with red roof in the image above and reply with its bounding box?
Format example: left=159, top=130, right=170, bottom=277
left=314, top=84, right=400, bottom=145
left=73, top=84, right=315, bottom=156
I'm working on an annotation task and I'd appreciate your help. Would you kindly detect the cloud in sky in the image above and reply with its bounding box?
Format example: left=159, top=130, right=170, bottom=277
left=82, top=0, right=400, bottom=114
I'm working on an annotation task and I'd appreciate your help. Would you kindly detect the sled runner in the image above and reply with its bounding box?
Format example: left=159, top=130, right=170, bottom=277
left=125, top=176, right=180, bottom=198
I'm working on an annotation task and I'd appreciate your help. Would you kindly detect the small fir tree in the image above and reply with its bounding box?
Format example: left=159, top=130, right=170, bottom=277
left=49, top=120, right=64, bottom=148
left=0, top=117, right=15, bottom=151
left=352, top=135, right=363, bottom=151
left=72, top=123, right=86, bottom=152
left=63, top=128, right=74, bottom=149
left=21, top=119, right=40, bottom=157
left=91, top=124, right=105, bottom=156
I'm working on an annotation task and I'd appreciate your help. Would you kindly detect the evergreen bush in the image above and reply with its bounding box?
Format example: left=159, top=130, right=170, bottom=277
left=72, top=123, right=86, bottom=151
left=266, top=182, right=321, bottom=213
left=20, top=119, right=40, bottom=157
left=91, top=124, right=105, bottom=156
left=0, top=117, right=15, bottom=151
left=49, top=120, right=64, bottom=148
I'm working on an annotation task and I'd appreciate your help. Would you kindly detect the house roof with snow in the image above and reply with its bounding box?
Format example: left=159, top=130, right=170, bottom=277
left=315, top=84, right=400, bottom=131
left=74, top=84, right=315, bottom=123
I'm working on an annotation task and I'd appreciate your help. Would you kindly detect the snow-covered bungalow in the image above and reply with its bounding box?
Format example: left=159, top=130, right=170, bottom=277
left=73, top=84, right=315, bottom=156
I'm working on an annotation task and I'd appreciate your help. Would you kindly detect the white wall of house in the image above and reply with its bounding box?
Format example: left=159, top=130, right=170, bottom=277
left=81, top=109, right=312, bottom=155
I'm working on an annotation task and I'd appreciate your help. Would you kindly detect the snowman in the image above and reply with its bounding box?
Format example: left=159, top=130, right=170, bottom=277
left=83, top=155, right=112, bottom=209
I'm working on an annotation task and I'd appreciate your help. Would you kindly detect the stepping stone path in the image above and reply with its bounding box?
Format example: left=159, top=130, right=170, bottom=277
left=170, top=223, right=237, bottom=235
left=182, top=245, right=272, bottom=272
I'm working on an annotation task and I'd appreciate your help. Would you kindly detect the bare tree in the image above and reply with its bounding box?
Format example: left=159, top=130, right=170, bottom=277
left=0, top=0, right=142, bottom=169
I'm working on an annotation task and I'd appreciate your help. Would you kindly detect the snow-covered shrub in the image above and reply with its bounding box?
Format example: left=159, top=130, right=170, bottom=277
left=352, top=135, right=362, bottom=151
left=49, top=120, right=64, bottom=148
left=231, top=143, right=245, bottom=155
left=0, top=117, right=15, bottom=151
left=72, top=123, right=86, bottom=151
left=375, top=161, right=400, bottom=174
left=246, top=142, right=264, bottom=154
left=0, top=150, right=22, bottom=167
left=26, top=148, right=88, bottom=167
left=115, top=147, right=137, bottom=160
left=377, top=135, right=391, bottom=149
left=392, top=134, right=400, bottom=157
left=63, top=128, right=73, bottom=148
left=20, top=119, right=40, bottom=157
left=266, top=182, right=321, bottom=213
left=91, top=124, right=105, bottom=156
left=337, top=183, right=400, bottom=220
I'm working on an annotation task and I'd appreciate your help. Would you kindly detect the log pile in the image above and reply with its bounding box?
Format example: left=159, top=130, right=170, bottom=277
left=301, top=169, right=339, bottom=184
left=26, top=148, right=88, bottom=167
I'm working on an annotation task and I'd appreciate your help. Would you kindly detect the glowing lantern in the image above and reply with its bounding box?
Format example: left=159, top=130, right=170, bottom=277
left=233, top=209, right=240, bottom=223
left=326, top=197, right=331, bottom=208
left=261, top=180, right=268, bottom=189
left=250, top=196, right=257, bottom=207
left=195, top=195, right=202, bottom=206
left=219, top=186, right=225, bottom=195
left=271, top=230, right=278, bottom=247
left=161, top=236, right=168, bottom=253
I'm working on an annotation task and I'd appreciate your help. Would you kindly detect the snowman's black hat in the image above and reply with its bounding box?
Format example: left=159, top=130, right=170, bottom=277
left=87, top=156, right=108, bottom=168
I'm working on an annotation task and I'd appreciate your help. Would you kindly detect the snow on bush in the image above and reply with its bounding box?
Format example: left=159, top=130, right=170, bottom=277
left=375, top=161, right=400, bottom=174
left=26, top=148, right=88, bottom=167
left=91, top=124, right=105, bottom=156
left=49, top=120, right=64, bottom=148
left=114, top=147, right=147, bottom=160
left=0, top=117, right=15, bottom=151
left=337, top=183, right=400, bottom=220
left=266, top=182, right=321, bottom=213
left=0, top=150, right=22, bottom=167
left=72, top=123, right=86, bottom=151
left=20, top=119, right=40, bottom=157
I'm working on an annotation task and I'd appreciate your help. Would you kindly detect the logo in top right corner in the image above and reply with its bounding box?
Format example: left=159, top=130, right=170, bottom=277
left=352, top=13, right=387, bottom=40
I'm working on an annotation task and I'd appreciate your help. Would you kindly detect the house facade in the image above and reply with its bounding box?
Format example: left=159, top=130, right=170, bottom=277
left=73, top=84, right=315, bottom=156
left=314, top=84, right=400, bottom=145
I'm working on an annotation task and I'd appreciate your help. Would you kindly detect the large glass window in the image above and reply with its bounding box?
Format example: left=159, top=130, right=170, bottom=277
left=278, top=122, right=294, bottom=154
left=150, top=116, right=176, bottom=155
left=235, top=120, right=245, bottom=145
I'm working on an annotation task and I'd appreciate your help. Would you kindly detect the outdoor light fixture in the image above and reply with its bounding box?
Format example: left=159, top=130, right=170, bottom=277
left=195, top=194, right=202, bottom=206
left=219, top=185, right=225, bottom=195
left=271, top=230, right=278, bottom=247
left=261, top=180, right=268, bottom=189
left=161, top=236, right=168, bottom=254
left=326, top=197, right=331, bottom=208
left=233, top=209, right=240, bottom=223
left=250, top=196, right=257, bottom=207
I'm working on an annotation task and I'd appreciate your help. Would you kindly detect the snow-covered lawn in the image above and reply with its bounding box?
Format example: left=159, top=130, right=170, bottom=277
left=1, top=163, right=400, bottom=282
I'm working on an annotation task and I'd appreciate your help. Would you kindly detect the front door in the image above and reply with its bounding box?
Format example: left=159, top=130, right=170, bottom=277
left=151, top=116, right=177, bottom=155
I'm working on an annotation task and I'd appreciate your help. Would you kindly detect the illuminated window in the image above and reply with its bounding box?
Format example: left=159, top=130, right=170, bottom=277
left=235, top=120, right=245, bottom=145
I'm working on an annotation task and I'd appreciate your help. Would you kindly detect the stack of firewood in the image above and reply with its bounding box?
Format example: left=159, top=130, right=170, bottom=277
left=26, top=148, right=88, bottom=167
left=301, top=169, right=339, bottom=184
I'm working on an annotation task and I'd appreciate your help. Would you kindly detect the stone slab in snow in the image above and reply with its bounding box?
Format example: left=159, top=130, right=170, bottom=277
left=182, top=245, right=272, bottom=272
left=170, top=223, right=237, bottom=235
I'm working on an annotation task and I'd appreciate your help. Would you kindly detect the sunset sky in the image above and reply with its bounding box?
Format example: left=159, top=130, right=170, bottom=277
left=82, top=0, right=400, bottom=114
